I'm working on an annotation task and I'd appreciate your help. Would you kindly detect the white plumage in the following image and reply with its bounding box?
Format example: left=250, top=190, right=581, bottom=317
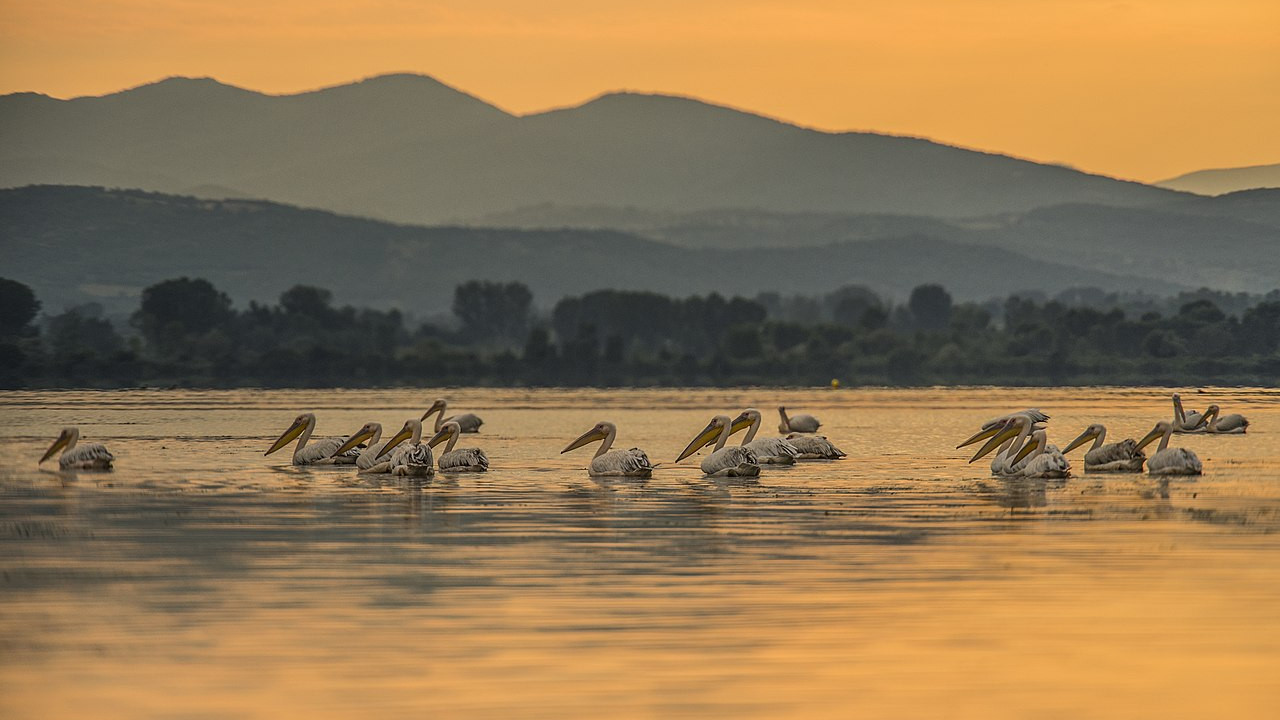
left=423, top=398, right=483, bottom=434
left=677, top=415, right=761, bottom=478
left=777, top=406, right=821, bottom=434
left=264, top=413, right=361, bottom=466
left=1199, top=405, right=1249, bottom=434
left=428, top=421, right=490, bottom=472
left=562, top=421, right=654, bottom=478
left=784, top=432, right=846, bottom=460
left=1137, top=421, right=1203, bottom=476
left=730, top=409, right=799, bottom=464
left=1006, top=429, right=1071, bottom=478
left=1062, top=424, right=1145, bottom=473
left=40, top=427, right=114, bottom=470
left=377, top=419, right=435, bottom=477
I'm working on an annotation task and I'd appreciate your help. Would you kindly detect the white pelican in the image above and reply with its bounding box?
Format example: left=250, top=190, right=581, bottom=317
left=676, top=415, right=761, bottom=477
left=1198, top=405, right=1249, bottom=434
left=1061, top=424, right=1145, bottom=473
left=728, top=409, right=799, bottom=464
left=1007, top=429, right=1072, bottom=478
left=561, top=421, right=654, bottom=478
left=784, top=432, right=847, bottom=460
left=968, top=415, right=1062, bottom=477
left=1135, top=421, right=1203, bottom=475
left=427, top=421, right=490, bottom=472
left=957, top=410, right=1050, bottom=475
left=777, top=406, right=821, bottom=434
left=264, top=413, right=361, bottom=466
left=1171, top=393, right=1206, bottom=434
left=375, top=419, right=435, bottom=477
left=39, top=427, right=114, bottom=470
left=330, top=422, right=406, bottom=473
left=422, top=398, right=483, bottom=434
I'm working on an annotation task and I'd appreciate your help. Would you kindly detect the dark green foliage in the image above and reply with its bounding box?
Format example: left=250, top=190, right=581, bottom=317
left=0, top=277, right=40, bottom=336
left=3, top=275, right=1279, bottom=388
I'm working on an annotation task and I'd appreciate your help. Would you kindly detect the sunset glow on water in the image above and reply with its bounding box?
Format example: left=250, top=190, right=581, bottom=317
left=2, top=387, right=1278, bottom=718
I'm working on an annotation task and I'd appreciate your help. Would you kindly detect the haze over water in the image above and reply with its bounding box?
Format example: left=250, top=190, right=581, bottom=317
left=2, top=387, right=1278, bottom=718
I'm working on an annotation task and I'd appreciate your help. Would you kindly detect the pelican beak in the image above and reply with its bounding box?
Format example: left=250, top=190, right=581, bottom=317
left=421, top=400, right=446, bottom=422
left=331, top=426, right=375, bottom=457
left=377, top=425, right=415, bottom=461
left=1011, top=437, right=1040, bottom=466
left=957, top=423, right=1003, bottom=449
left=39, top=432, right=70, bottom=464
left=427, top=426, right=453, bottom=449
left=562, top=427, right=607, bottom=454
left=1196, top=407, right=1218, bottom=429
left=265, top=418, right=307, bottom=455
left=1135, top=425, right=1163, bottom=452
left=728, top=413, right=752, bottom=436
left=676, top=420, right=722, bottom=462
left=1062, top=428, right=1098, bottom=455
left=969, top=423, right=1021, bottom=463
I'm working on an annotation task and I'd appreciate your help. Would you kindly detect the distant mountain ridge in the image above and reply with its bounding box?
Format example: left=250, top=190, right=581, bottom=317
left=1158, top=163, right=1280, bottom=196
left=0, top=73, right=1187, bottom=224
left=2, top=186, right=1191, bottom=316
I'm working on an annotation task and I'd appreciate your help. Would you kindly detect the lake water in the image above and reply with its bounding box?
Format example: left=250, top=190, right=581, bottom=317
left=2, top=387, right=1278, bottom=718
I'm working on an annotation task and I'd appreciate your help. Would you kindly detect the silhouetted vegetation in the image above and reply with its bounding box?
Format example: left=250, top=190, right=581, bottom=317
left=3, top=276, right=1278, bottom=388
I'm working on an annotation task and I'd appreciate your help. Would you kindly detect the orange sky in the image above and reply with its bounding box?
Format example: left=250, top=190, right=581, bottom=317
left=2, top=0, right=1277, bottom=182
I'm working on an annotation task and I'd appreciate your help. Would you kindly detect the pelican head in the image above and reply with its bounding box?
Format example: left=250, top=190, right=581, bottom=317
left=331, top=421, right=381, bottom=457
left=676, top=415, right=731, bottom=462
left=1011, top=430, right=1046, bottom=465
left=265, top=413, right=314, bottom=455
left=729, top=409, right=761, bottom=436
left=562, top=422, right=613, bottom=454
left=1135, top=421, right=1173, bottom=452
left=428, top=421, right=462, bottom=449
left=421, top=399, right=447, bottom=422
left=1062, top=424, right=1105, bottom=455
left=967, top=417, right=1028, bottom=463
left=377, top=419, right=422, bottom=461
left=40, top=426, right=79, bottom=464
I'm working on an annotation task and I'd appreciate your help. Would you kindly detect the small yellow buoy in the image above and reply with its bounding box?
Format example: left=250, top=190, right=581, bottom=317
left=830, top=378, right=840, bottom=389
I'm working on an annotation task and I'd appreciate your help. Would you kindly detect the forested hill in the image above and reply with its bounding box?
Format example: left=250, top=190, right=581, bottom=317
left=1, top=185, right=1174, bottom=315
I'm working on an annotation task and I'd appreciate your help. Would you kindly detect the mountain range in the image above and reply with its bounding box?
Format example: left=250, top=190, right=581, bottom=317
left=4, top=186, right=1278, bottom=318
left=1157, top=163, right=1280, bottom=196
left=1, top=73, right=1186, bottom=225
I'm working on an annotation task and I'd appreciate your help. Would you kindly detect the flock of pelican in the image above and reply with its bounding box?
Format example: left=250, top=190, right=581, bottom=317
left=957, top=393, right=1251, bottom=479
left=36, top=393, right=1248, bottom=482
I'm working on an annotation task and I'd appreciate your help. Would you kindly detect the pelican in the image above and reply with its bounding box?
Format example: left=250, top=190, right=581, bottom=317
left=330, top=421, right=405, bottom=473
left=1061, top=424, right=1145, bottom=473
left=375, top=419, right=435, bottom=477
left=1135, top=421, right=1202, bottom=475
left=968, top=415, right=1062, bottom=477
left=264, top=413, right=361, bottom=465
left=777, top=406, right=821, bottom=434
left=784, top=432, right=847, bottom=460
left=1008, top=429, right=1072, bottom=478
left=422, top=398, right=483, bottom=434
left=728, top=409, right=799, bottom=464
left=1171, top=393, right=1206, bottom=434
left=561, top=421, right=654, bottom=477
left=1198, top=405, right=1249, bottom=434
left=427, top=421, right=489, bottom=472
left=676, top=415, right=761, bottom=477
left=957, top=410, right=1050, bottom=475
left=39, top=427, right=114, bottom=470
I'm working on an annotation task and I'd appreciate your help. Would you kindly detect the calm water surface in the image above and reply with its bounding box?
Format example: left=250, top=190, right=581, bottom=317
left=1, top=387, right=1278, bottom=718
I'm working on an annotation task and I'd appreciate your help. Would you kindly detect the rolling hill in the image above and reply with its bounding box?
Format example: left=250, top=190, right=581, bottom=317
left=0, top=186, right=1183, bottom=316
left=0, top=74, right=1187, bottom=225
left=1158, top=163, right=1280, bottom=196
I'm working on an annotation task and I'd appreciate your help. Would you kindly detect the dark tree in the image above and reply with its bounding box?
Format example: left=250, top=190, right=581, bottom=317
left=453, top=281, right=533, bottom=344
left=280, top=285, right=336, bottom=321
left=0, top=277, right=40, bottom=336
left=908, top=284, right=953, bottom=330
left=133, top=277, right=232, bottom=351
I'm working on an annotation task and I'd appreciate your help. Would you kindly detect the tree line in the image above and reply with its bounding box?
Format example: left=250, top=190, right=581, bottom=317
left=2, top=276, right=1278, bottom=388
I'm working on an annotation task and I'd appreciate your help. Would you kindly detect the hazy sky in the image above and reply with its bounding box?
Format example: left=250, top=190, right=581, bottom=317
left=2, top=0, right=1277, bottom=181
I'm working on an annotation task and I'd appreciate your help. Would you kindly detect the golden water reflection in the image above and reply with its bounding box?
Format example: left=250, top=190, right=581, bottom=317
left=1, top=388, right=1278, bottom=718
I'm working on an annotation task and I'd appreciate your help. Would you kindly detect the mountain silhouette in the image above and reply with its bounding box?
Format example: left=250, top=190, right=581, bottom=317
left=1, top=74, right=1185, bottom=224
